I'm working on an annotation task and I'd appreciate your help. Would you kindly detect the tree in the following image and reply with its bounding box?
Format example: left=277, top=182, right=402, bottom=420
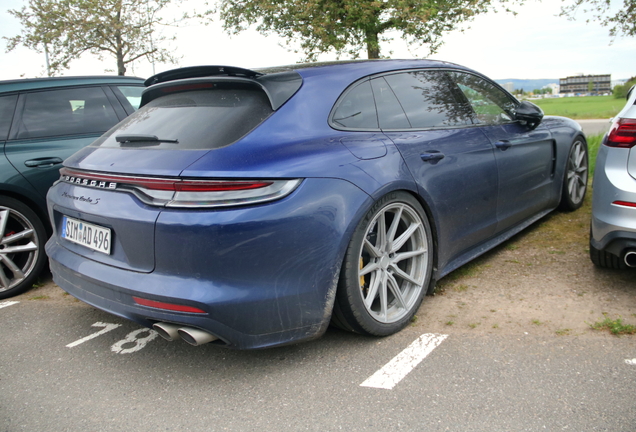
left=531, top=87, right=553, bottom=95
left=5, top=0, right=190, bottom=76
left=560, top=0, right=636, bottom=38
left=216, top=0, right=510, bottom=60
left=613, top=76, right=636, bottom=98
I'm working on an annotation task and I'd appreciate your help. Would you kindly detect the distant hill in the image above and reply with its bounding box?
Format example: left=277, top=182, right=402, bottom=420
left=495, top=79, right=559, bottom=92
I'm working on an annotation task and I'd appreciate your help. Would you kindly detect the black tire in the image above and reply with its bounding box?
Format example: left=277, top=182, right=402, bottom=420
left=332, top=191, right=433, bottom=336
left=0, top=196, right=48, bottom=299
left=559, top=136, right=588, bottom=211
left=589, top=241, right=626, bottom=269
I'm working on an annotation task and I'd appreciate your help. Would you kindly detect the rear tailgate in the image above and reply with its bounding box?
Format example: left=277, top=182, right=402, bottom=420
left=49, top=75, right=285, bottom=272
left=49, top=145, right=214, bottom=272
left=48, top=179, right=160, bottom=272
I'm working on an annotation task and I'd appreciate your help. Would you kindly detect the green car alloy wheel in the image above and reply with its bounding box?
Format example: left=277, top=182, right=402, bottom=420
left=0, top=196, right=47, bottom=299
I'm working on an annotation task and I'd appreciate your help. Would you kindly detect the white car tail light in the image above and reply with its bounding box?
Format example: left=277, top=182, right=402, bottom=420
left=605, top=118, right=636, bottom=148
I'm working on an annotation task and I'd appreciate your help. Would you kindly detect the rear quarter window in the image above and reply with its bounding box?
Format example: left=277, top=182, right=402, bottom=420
left=330, top=80, right=379, bottom=130
left=93, top=88, right=273, bottom=150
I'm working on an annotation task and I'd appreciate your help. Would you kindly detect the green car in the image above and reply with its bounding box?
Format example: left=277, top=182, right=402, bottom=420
left=0, top=75, right=144, bottom=298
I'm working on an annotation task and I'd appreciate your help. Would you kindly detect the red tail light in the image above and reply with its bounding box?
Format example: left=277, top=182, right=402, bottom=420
left=605, top=118, right=636, bottom=148
left=174, top=181, right=274, bottom=192
left=59, top=167, right=301, bottom=208
left=613, top=201, right=636, bottom=208
left=133, top=297, right=206, bottom=314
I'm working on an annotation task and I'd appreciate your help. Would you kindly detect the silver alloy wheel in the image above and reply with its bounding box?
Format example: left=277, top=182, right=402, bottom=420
left=566, top=140, right=588, bottom=205
left=0, top=206, right=39, bottom=292
left=357, top=202, right=429, bottom=323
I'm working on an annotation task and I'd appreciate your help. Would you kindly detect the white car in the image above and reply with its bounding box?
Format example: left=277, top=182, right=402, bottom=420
left=590, top=85, right=636, bottom=268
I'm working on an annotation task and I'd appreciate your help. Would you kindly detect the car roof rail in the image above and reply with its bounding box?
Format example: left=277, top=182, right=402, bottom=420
left=144, top=66, right=263, bottom=86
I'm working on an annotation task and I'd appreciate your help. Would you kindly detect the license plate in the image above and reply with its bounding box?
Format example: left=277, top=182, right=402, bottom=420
left=62, top=216, right=111, bottom=255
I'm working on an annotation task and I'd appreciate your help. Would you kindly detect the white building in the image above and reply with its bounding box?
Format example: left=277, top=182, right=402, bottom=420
left=544, top=83, right=559, bottom=94
left=612, top=79, right=627, bottom=89
left=502, top=82, right=515, bottom=93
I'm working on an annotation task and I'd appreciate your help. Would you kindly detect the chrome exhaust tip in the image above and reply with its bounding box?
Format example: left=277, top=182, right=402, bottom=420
left=152, top=322, right=182, bottom=341
left=177, top=327, right=218, bottom=346
left=624, top=250, right=636, bottom=268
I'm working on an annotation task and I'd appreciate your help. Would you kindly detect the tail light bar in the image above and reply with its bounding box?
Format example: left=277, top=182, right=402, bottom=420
left=59, top=167, right=301, bottom=208
left=612, top=201, right=636, bottom=208
left=133, top=296, right=207, bottom=314
left=605, top=118, right=636, bottom=148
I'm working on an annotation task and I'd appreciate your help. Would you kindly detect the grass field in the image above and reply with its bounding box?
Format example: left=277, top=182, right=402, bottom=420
left=532, top=95, right=624, bottom=119
left=587, top=133, right=603, bottom=175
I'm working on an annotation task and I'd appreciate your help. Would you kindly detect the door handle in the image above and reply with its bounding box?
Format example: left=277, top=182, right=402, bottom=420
left=24, top=157, right=63, bottom=167
left=495, top=140, right=512, bottom=150
left=420, top=152, right=445, bottom=164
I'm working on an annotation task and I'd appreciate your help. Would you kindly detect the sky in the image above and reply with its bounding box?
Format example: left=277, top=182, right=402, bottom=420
left=0, top=0, right=634, bottom=82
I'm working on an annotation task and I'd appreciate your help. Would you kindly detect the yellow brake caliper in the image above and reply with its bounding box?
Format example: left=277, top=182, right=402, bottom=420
left=360, top=257, right=366, bottom=293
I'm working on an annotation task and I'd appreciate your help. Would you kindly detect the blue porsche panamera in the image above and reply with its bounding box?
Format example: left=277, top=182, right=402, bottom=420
left=45, top=60, right=588, bottom=349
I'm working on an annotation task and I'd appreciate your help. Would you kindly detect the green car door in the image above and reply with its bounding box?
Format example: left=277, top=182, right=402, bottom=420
left=5, top=85, right=142, bottom=200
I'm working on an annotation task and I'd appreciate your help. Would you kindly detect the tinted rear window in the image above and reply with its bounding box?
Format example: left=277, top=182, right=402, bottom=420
left=330, top=80, right=378, bottom=130
left=93, top=88, right=273, bottom=150
left=370, top=77, right=410, bottom=130
left=17, top=87, right=119, bottom=139
left=384, top=71, right=473, bottom=128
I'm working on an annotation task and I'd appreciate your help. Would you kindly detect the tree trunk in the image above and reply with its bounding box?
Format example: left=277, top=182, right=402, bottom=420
left=117, top=53, right=126, bottom=76
left=365, top=29, right=380, bottom=59
left=115, top=7, right=126, bottom=75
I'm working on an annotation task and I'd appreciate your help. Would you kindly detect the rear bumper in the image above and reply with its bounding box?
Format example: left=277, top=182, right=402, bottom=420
left=48, top=253, right=329, bottom=349
left=46, top=178, right=372, bottom=349
left=590, top=226, right=636, bottom=258
left=591, top=146, right=636, bottom=256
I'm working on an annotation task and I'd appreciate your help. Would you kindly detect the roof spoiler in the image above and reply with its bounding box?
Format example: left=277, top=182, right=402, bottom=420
left=141, top=65, right=303, bottom=111
left=144, top=65, right=263, bottom=86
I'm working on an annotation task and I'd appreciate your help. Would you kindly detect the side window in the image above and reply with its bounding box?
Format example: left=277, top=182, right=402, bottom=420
left=17, top=87, right=120, bottom=140
left=450, top=72, right=515, bottom=125
left=113, top=85, right=143, bottom=111
left=370, top=77, right=410, bottom=130
left=331, top=80, right=379, bottom=130
left=0, top=95, right=18, bottom=140
left=383, top=71, right=473, bottom=128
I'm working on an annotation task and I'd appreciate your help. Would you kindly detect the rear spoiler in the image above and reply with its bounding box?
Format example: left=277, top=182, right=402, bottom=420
left=144, top=66, right=262, bottom=86
left=141, top=65, right=302, bottom=111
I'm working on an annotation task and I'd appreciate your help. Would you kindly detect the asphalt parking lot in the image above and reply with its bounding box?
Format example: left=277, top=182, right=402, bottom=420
left=1, top=280, right=635, bottom=432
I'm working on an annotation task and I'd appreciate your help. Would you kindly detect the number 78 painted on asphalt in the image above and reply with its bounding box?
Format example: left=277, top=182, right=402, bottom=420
left=66, top=322, right=159, bottom=354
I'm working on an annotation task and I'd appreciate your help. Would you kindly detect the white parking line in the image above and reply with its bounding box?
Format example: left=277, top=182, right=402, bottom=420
left=0, top=301, right=19, bottom=309
left=625, top=359, right=636, bottom=365
left=360, top=333, right=448, bottom=390
left=66, top=322, right=121, bottom=348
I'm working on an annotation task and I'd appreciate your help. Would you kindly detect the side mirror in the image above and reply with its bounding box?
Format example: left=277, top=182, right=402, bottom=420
left=515, top=100, right=543, bottom=129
